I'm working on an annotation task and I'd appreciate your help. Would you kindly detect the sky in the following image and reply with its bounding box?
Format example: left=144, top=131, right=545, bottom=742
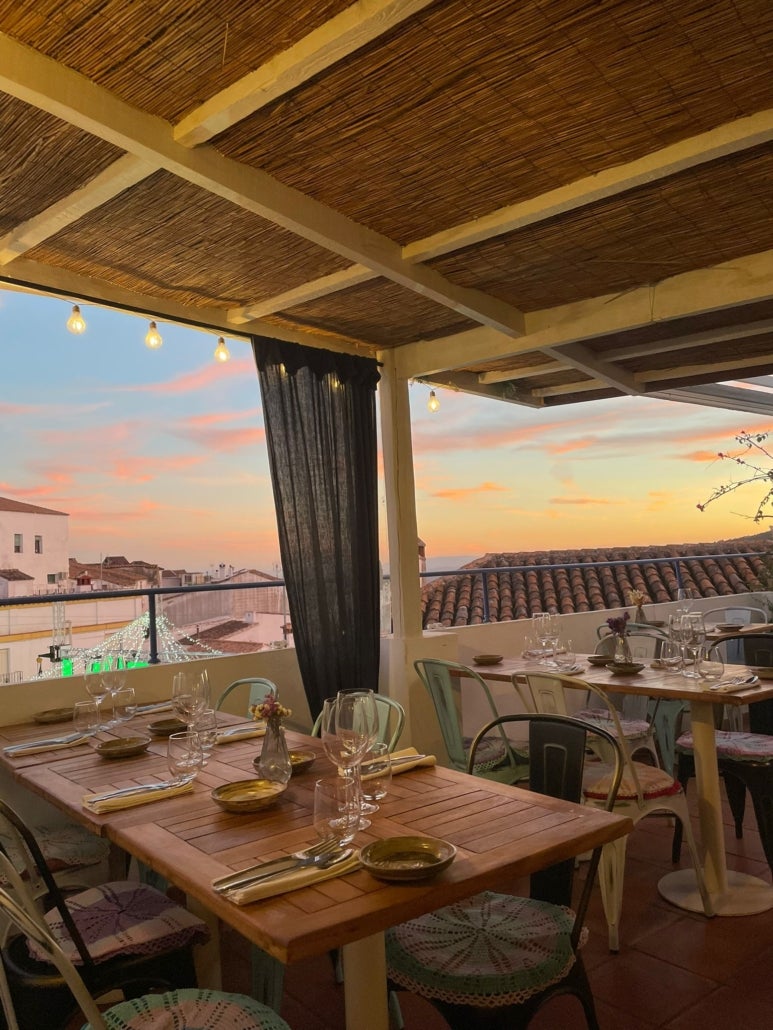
left=2, top=288, right=771, bottom=574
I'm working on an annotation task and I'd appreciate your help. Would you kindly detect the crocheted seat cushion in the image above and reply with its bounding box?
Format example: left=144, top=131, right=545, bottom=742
left=676, top=730, right=773, bottom=763
left=95, top=989, right=291, bottom=1029
left=0, top=823, right=109, bottom=880
left=463, top=736, right=507, bottom=773
left=575, top=709, right=650, bottom=738
left=29, top=881, right=210, bottom=964
left=386, top=891, right=582, bottom=1007
left=583, top=762, right=681, bottom=802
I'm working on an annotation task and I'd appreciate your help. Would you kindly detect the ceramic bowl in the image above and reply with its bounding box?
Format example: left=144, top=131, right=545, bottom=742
left=360, top=835, right=457, bottom=882
left=211, top=779, right=287, bottom=814
left=606, top=661, right=645, bottom=675
left=750, top=666, right=773, bottom=680
left=715, top=622, right=742, bottom=632
left=32, top=707, right=74, bottom=724
left=472, top=654, right=503, bottom=666
left=587, top=654, right=611, bottom=666
left=95, top=735, right=151, bottom=759
left=148, top=717, right=187, bottom=737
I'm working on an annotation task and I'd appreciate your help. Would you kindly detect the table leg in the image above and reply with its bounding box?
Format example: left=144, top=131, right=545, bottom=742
left=658, top=699, right=773, bottom=915
left=186, top=895, right=222, bottom=989
left=342, top=932, right=388, bottom=1030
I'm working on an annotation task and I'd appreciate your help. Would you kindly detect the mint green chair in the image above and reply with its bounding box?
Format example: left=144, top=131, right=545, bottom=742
left=414, top=659, right=528, bottom=783
left=311, top=694, right=405, bottom=752
left=215, top=677, right=278, bottom=715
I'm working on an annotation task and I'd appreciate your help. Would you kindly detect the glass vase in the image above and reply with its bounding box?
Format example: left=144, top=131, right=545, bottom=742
left=256, top=716, right=292, bottom=785
left=614, top=632, right=633, bottom=664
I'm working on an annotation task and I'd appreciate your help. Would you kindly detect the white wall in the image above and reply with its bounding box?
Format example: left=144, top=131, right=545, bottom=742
left=0, top=508, right=68, bottom=589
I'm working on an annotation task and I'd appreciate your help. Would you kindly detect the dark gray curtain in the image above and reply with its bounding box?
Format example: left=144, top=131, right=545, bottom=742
left=252, top=336, right=381, bottom=720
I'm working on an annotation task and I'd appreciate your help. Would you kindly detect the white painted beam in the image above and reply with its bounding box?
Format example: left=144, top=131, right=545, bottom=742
left=228, top=265, right=376, bottom=323
left=174, top=0, right=436, bottom=146
left=637, top=352, right=773, bottom=384
left=479, top=360, right=563, bottom=384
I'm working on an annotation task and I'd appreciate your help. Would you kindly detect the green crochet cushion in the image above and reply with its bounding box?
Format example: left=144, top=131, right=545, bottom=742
left=87, top=989, right=291, bottom=1029
left=386, top=890, right=581, bottom=1007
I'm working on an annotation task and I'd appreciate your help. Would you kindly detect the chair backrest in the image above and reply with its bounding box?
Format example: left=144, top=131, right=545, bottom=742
left=467, top=712, right=622, bottom=938
left=215, top=677, right=278, bottom=715
left=0, top=876, right=108, bottom=1030
left=595, top=630, right=665, bottom=662
left=712, top=633, right=773, bottom=734
left=703, top=606, right=767, bottom=627
left=311, top=695, right=406, bottom=752
left=413, top=658, right=516, bottom=773
left=521, top=671, right=645, bottom=802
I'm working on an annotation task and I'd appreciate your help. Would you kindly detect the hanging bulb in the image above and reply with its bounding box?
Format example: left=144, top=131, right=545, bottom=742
left=67, top=304, right=86, bottom=334
left=213, top=336, right=230, bottom=363
left=427, top=389, right=440, bottom=413
left=145, top=320, right=163, bottom=349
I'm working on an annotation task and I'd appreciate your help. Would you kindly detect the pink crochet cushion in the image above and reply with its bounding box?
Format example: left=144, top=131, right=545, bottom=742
left=28, top=881, right=210, bottom=965
left=98, top=989, right=291, bottom=1029
left=386, top=891, right=585, bottom=1007
left=583, top=762, right=681, bottom=802
left=676, top=731, right=773, bottom=763
left=0, top=823, right=109, bottom=883
left=575, top=709, right=650, bottom=738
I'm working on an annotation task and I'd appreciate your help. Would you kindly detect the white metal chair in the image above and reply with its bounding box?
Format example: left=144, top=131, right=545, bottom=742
left=521, top=671, right=713, bottom=951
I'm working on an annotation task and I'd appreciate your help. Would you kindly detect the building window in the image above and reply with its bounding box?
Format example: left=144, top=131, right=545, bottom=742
left=35, top=535, right=43, bottom=554
left=47, top=574, right=56, bottom=584
left=13, top=534, right=22, bottom=554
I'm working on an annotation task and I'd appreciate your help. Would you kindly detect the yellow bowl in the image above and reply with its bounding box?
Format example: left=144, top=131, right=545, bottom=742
left=211, top=779, right=286, bottom=814
left=360, top=835, right=457, bottom=882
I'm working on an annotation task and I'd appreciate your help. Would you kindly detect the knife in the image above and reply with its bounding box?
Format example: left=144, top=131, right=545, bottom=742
left=3, top=732, right=88, bottom=754
left=215, top=849, right=353, bottom=894
left=88, top=780, right=180, bottom=802
left=387, top=753, right=428, bottom=767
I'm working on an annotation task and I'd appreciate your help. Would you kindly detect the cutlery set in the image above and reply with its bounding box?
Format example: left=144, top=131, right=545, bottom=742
left=212, top=839, right=351, bottom=894
left=3, top=732, right=89, bottom=755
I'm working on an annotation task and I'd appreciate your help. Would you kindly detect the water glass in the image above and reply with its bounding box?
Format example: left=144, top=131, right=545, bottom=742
left=697, top=647, right=724, bottom=684
left=112, top=686, right=137, bottom=724
left=360, top=743, right=392, bottom=808
left=659, top=638, right=684, bottom=675
left=554, top=640, right=577, bottom=672
left=73, top=700, right=101, bottom=736
left=313, top=776, right=359, bottom=845
left=167, top=731, right=204, bottom=783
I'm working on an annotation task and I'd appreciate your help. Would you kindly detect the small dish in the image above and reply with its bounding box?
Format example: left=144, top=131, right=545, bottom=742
left=715, top=623, right=742, bottom=632
left=148, top=717, right=187, bottom=737
left=587, top=654, right=611, bottom=666
left=211, top=779, right=287, bottom=814
left=607, top=662, right=645, bottom=675
left=360, top=835, right=457, bottom=882
left=95, top=735, right=151, bottom=759
left=32, top=707, right=74, bottom=724
left=473, top=654, right=503, bottom=666
left=750, top=666, right=773, bottom=680
left=289, top=748, right=317, bottom=775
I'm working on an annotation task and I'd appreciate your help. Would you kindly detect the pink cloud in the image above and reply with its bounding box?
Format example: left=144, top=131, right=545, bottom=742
left=546, top=436, right=598, bottom=455
left=431, top=482, right=507, bottom=500
left=110, top=454, right=205, bottom=483
left=549, top=496, right=621, bottom=506
left=183, top=409, right=260, bottom=428
left=173, top=426, right=266, bottom=453
left=116, top=358, right=255, bottom=395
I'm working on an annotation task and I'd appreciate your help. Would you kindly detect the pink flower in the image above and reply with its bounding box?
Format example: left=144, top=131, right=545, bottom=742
left=606, top=611, right=630, bottom=635
left=250, top=691, right=292, bottom=722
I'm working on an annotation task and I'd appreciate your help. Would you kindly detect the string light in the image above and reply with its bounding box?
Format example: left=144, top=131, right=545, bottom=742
left=213, top=336, right=231, bottom=362
left=144, top=320, right=163, bottom=349
left=427, top=389, right=440, bottom=413
left=66, top=304, right=86, bottom=334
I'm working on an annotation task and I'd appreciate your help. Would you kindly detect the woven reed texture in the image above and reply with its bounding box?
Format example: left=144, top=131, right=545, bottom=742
left=0, top=1, right=353, bottom=122
left=421, top=537, right=770, bottom=627
left=26, top=172, right=351, bottom=309
left=0, top=96, right=123, bottom=230
left=217, top=0, right=773, bottom=243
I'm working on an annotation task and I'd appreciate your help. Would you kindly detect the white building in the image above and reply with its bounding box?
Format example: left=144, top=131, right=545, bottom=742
left=0, top=496, right=69, bottom=596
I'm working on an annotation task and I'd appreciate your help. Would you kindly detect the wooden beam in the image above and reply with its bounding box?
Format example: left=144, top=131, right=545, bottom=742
left=636, top=352, right=773, bottom=385
left=532, top=378, right=607, bottom=398
left=0, top=32, right=524, bottom=338
left=228, top=265, right=376, bottom=323
left=174, top=0, right=436, bottom=146
left=479, top=360, right=564, bottom=384
left=404, top=109, right=773, bottom=262
left=0, top=155, right=156, bottom=265
left=544, top=342, right=639, bottom=394
left=652, top=383, right=773, bottom=417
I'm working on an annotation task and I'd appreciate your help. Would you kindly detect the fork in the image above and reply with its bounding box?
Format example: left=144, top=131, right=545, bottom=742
left=212, top=838, right=343, bottom=893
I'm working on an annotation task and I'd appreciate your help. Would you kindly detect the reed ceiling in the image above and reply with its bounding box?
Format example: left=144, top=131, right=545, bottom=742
left=2, top=0, right=773, bottom=413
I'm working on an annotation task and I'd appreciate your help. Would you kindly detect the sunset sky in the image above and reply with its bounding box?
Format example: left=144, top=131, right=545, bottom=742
left=3, top=288, right=770, bottom=575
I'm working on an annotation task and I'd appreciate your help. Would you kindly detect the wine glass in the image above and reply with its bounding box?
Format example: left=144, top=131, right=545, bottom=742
left=172, top=670, right=210, bottom=728
left=101, top=653, right=128, bottom=728
left=83, top=658, right=108, bottom=728
left=360, top=743, right=392, bottom=810
left=543, top=615, right=561, bottom=666
left=167, top=731, right=204, bottom=784
left=682, top=613, right=706, bottom=678
left=320, top=691, right=378, bottom=828
left=192, top=708, right=218, bottom=765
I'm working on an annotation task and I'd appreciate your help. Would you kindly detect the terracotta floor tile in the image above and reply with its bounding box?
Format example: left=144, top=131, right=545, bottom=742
left=589, top=951, right=716, bottom=1025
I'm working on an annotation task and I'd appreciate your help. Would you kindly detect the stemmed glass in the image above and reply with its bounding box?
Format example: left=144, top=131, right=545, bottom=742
left=192, top=708, right=218, bottom=766
left=101, top=653, right=128, bottom=728
left=681, top=613, right=706, bottom=679
left=83, top=658, right=109, bottom=729
left=320, top=690, right=378, bottom=829
left=172, top=669, right=211, bottom=729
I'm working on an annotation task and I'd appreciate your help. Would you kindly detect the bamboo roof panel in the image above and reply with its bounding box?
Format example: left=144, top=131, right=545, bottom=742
left=0, top=96, right=123, bottom=230
left=24, top=172, right=350, bottom=309
left=217, top=0, right=773, bottom=242
left=0, top=1, right=354, bottom=122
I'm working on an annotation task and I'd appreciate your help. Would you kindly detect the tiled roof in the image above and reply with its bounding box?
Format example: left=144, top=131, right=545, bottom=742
left=421, top=534, right=773, bottom=627
left=0, top=496, right=67, bottom=516
left=0, top=569, right=34, bottom=581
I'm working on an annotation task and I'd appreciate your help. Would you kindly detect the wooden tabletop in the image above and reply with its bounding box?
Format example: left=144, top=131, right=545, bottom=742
left=0, top=717, right=632, bottom=967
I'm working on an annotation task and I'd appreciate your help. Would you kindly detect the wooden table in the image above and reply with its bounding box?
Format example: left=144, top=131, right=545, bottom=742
left=1, top=714, right=632, bottom=1030
left=472, top=654, right=773, bottom=916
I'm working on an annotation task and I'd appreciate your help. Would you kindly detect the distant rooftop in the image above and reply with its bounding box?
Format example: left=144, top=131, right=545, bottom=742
left=421, top=533, right=773, bottom=627
left=0, top=496, right=67, bottom=517
left=0, top=569, right=34, bottom=582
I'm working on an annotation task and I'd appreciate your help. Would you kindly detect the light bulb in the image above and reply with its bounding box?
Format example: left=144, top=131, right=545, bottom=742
left=67, top=305, right=86, bottom=334
left=145, top=321, right=163, bottom=349
left=427, top=389, right=440, bottom=413
left=213, top=337, right=230, bottom=362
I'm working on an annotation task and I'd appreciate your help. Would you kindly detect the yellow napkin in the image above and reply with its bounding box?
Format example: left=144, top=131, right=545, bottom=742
left=82, top=780, right=194, bottom=814
left=4, top=735, right=90, bottom=757
left=224, top=851, right=361, bottom=905
left=216, top=723, right=266, bottom=744
left=382, top=747, right=437, bottom=776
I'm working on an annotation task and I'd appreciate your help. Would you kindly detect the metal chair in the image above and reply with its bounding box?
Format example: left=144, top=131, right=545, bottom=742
left=385, top=713, right=623, bottom=1029
left=0, top=882, right=290, bottom=1030
left=414, top=659, right=529, bottom=783
left=311, top=693, right=405, bottom=752
left=522, top=671, right=713, bottom=951
left=215, top=677, right=279, bottom=715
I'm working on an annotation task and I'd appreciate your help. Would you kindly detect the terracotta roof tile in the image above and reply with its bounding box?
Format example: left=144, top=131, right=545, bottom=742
left=421, top=533, right=772, bottom=628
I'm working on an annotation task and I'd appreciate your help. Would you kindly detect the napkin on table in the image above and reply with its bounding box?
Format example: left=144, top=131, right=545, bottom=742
left=215, top=723, right=266, bottom=744
left=3, top=735, right=90, bottom=757
left=82, top=780, right=194, bottom=814
left=378, top=747, right=437, bottom=776
left=222, top=851, right=361, bottom=905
